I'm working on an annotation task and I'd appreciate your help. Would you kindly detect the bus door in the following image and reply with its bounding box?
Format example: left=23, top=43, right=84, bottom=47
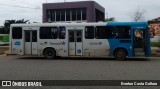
left=24, top=30, right=37, bottom=55
left=68, top=30, right=83, bottom=56
left=134, top=29, right=147, bottom=56
left=134, top=29, right=146, bottom=48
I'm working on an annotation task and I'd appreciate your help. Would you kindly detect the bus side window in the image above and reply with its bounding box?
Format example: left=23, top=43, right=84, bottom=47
left=12, top=27, right=22, bottom=39
left=25, top=31, right=30, bottom=42
left=32, top=31, right=37, bottom=42
left=77, top=30, right=82, bottom=42
left=69, top=31, right=74, bottom=42
left=51, top=27, right=58, bottom=39
left=95, top=26, right=114, bottom=39
left=59, top=27, right=66, bottom=39
left=40, top=27, right=58, bottom=39
left=105, top=26, right=114, bottom=38
left=115, top=26, right=131, bottom=39
left=85, top=26, right=94, bottom=39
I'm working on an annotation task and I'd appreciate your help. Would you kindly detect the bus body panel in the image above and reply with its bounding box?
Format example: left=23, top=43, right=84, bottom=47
left=38, top=39, right=68, bottom=56
left=11, top=39, right=24, bottom=55
left=83, top=39, right=110, bottom=56
left=108, top=39, right=133, bottom=57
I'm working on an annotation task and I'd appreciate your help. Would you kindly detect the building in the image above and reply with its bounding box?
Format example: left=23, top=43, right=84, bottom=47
left=148, top=17, right=160, bottom=36
left=149, top=17, right=160, bottom=22
left=42, top=1, right=105, bottom=23
left=150, top=23, right=160, bottom=36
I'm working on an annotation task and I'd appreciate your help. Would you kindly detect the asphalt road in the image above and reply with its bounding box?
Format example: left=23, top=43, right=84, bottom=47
left=0, top=55, right=160, bottom=89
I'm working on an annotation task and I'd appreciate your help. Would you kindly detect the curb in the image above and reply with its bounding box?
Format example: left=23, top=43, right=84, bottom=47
left=0, top=54, right=6, bottom=57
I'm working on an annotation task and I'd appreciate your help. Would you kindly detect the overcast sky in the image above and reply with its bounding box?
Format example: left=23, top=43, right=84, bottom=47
left=0, top=0, right=160, bottom=26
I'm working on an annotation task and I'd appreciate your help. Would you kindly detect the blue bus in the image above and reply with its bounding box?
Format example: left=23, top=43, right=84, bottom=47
left=10, top=22, right=150, bottom=60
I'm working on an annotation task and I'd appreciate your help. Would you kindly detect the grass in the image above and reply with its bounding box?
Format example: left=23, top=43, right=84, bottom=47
left=151, top=42, right=160, bottom=47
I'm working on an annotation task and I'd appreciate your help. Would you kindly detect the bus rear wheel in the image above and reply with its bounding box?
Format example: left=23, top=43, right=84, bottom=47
left=114, top=49, right=126, bottom=61
left=44, top=48, right=56, bottom=59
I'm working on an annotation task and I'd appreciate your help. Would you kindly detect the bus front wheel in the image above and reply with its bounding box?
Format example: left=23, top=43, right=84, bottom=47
left=114, top=49, right=126, bottom=61
left=44, top=48, right=56, bottom=59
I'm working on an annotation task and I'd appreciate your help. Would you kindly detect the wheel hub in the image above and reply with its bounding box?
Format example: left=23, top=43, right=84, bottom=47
left=47, top=51, right=53, bottom=56
left=117, top=51, right=122, bottom=57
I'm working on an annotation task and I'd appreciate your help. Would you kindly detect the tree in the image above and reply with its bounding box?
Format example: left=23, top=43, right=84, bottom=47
left=15, top=19, right=29, bottom=23
left=0, top=27, right=5, bottom=34
left=105, top=17, right=115, bottom=22
left=3, top=20, right=16, bottom=34
left=130, top=7, right=146, bottom=22
left=2, top=19, right=29, bottom=34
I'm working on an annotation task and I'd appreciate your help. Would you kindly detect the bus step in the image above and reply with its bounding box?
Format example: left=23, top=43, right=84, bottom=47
left=134, top=48, right=144, bottom=52
left=135, top=52, right=145, bottom=56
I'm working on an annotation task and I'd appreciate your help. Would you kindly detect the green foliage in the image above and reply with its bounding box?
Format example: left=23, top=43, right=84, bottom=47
left=151, top=42, right=160, bottom=47
left=0, top=34, right=9, bottom=43
left=0, top=19, right=29, bottom=34
left=105, top=17, right=115, bottom=22
left=0, top=27, right=5, bottom=34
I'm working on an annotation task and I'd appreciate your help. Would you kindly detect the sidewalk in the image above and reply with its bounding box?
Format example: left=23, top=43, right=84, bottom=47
left=0, top=54, right=6, bottom=57
left=151, top=47, right=160, bottom=57
left=0, top=46, right=9, bottom=55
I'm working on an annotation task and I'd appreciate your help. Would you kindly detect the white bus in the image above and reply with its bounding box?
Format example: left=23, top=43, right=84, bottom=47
left=10, top=22, right=150, bottom=60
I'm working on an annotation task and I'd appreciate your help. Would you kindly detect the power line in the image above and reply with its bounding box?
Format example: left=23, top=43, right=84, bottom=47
left=0, top=3, right=40, bottom=9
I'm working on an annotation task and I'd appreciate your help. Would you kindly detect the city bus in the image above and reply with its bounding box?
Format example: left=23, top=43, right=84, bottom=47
left=10, top=22, right=151, bottom=60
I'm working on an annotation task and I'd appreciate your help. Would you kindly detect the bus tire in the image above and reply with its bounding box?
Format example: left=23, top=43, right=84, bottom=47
left=114, top=48, right=126, bottom=61
left=43, top=48, right=56, bottom=59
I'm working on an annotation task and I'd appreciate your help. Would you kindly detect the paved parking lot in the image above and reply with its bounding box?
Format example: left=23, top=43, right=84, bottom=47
left=0, top=55, right=160, bottom=89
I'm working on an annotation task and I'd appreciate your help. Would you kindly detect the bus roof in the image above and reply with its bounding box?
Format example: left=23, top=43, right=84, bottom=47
left=107, top=22, right=148, bottom=26
left=10, top=22, right=148, bottom=27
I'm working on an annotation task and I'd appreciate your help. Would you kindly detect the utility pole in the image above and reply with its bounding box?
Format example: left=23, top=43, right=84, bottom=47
left=46, top=0, right=47, bottom=3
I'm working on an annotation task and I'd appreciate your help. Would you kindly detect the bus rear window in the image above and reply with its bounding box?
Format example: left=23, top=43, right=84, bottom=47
left=12, top=27, right=22, bottom=39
